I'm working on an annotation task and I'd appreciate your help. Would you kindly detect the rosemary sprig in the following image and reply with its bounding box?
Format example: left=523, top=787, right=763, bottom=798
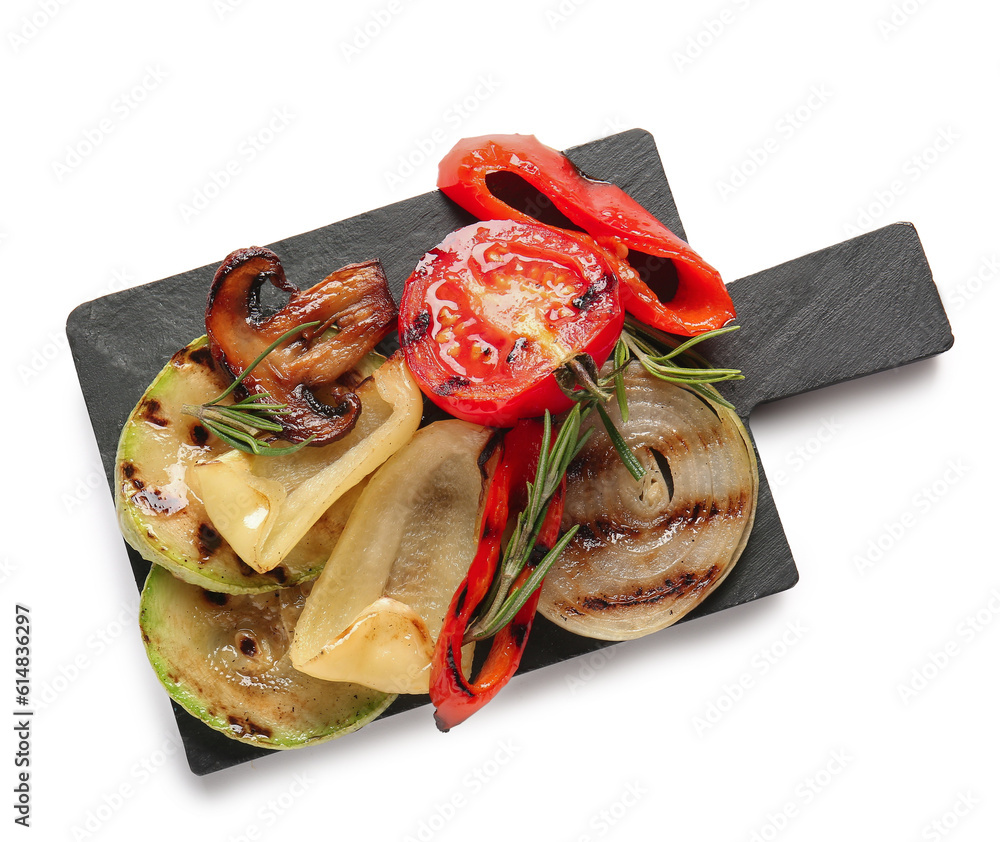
left=182, top=322, right=321, bottom=456
left=621, top=317, right=743, bottom=410
left=555, top=321, right=745, bottom=482
left=465, top=321, right=746, bottom=643
left=466, top=406, right=591, bottom=642
left=612, top=335, right=630, bottom=423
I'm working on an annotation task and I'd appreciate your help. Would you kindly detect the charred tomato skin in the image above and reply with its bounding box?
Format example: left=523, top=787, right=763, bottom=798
left=399, top=220, right=624, bottom=427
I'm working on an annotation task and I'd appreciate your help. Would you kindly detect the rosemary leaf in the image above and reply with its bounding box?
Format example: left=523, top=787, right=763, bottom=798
left=613, top=338, right=630, bottom=423
left=212, top=321, right=321, bottom=402
left=471, top=524, right=580, bottom=639
left=182, top=321, right=322, bottom=456
left=209, top=405, right=286, bottom=433
left=595, top=401, right=646, bottom=481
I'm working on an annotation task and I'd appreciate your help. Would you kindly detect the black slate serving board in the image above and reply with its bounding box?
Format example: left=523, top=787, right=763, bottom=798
left=66, top=129, right=953, bottom=775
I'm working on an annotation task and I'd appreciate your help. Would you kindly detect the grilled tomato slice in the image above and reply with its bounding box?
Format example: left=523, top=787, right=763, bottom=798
left=399, top=219, right=623, bottom=427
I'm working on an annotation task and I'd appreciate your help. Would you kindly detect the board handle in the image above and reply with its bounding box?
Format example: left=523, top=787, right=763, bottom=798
left=707, top=222, right=954, bottom=418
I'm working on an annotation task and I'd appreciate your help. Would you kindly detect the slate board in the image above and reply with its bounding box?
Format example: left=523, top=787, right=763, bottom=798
left=66, top=129, right=954, bottom=775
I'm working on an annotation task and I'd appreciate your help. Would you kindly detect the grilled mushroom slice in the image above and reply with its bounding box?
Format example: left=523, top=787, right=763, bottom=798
left=206, top=247, right=398, bottom=446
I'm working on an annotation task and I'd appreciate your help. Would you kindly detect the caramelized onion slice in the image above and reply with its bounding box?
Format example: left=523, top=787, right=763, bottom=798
left=206, top=247, right=398, bottom=445
left=538, top=364, right=758, bottom=641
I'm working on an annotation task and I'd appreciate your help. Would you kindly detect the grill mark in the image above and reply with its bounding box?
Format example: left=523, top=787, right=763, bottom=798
left=190, top=424, right=210, bottom=446
left=197, top=522, right=222, bottom=557
left=477, top=430, right=504, bottom=480
left=434, top=375, right=471, bottom=397
left=139, top=398, right=170, bottom=427
left=265, top=565, right=288, bottom=584
left=572, top=276, right=610, bottom=311
left=131, top=486, right=186, bottom=515
left=453, top=583, right=469, bottom=615
left=187, top=346, right=216, bottom=370
left=447, top=645, right=474, bottom=699
left=227, top=715, right=271, bottom=739
left=238, top=634, right=258, bottom=657
left=580, top=494, right=745, bottom=547
left=580, top=564, right=720, bottom=612
left=401, top=310, right=430, bottom=347
left=506, top=336, right=528, bottom=364
left=508, top=620, right=529, bottom=648
left=575, top=522, right=601, bottom=550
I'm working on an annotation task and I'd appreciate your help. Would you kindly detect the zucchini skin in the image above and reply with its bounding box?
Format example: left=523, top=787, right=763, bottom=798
left=115, top=336, right=372, bottom=594
left=140, top=563, right=395, bottom=749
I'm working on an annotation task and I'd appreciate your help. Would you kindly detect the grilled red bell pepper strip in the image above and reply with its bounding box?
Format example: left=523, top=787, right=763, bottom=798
left=437, top=133, right=735, bottom=336
left=430, top=418, right=566, bottom=731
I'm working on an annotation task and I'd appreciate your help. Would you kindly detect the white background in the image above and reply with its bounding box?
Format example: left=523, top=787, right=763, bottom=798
left=4, top=0, right=997, bottom=839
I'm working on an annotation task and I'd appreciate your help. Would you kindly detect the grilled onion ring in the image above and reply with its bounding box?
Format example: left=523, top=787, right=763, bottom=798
left=538, top=364, right=758, bottom=641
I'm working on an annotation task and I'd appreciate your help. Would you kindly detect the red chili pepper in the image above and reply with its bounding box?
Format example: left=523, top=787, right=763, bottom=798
left=430, top=419, right=566, bottom=731
left=437, top=133, right=736, bottom=336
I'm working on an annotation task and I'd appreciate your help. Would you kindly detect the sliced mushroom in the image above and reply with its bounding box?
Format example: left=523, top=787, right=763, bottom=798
left=205, top=246, right=398, bottom=445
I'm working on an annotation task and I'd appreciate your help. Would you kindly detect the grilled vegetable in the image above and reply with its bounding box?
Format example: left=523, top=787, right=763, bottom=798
left=290, top=420, right=492, bottom=694
left=437, top=133, right=735, bottom=336
left=538, top=363, right=758, bottom=640
left=115, top=337, right=421, bottom=591
left=399, top=219, right=623, bottom=427
left=206, top=247, right=398, bottom=445
left=140, top=563, right=394, bottom=749
left=430, top=414, right=574, bottom=731
left=186, top=352, right=422, bottom=574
